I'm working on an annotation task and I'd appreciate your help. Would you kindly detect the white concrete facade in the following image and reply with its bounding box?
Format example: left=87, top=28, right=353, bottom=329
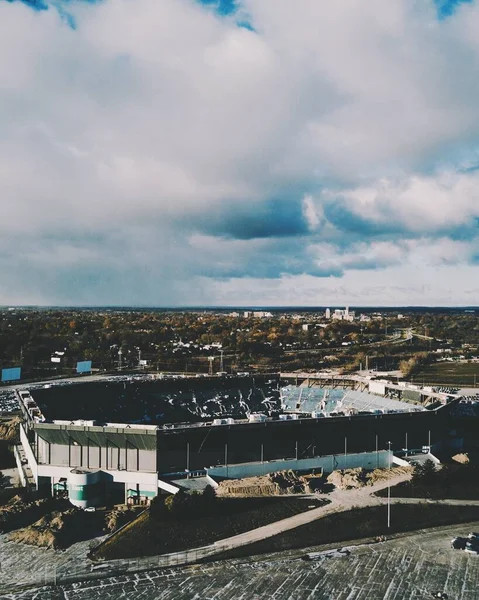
left=206, top=450, right=393, bottom=481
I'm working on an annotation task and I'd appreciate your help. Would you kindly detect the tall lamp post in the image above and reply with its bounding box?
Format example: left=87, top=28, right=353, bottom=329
left=387, top=440, right=392, bottom=528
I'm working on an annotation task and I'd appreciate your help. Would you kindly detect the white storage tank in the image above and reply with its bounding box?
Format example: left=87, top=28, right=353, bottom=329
left=68, top=468, right=102, bottom=508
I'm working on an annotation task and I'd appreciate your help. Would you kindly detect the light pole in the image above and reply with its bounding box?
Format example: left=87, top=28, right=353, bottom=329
left=387, top=440, right=392, bottom=529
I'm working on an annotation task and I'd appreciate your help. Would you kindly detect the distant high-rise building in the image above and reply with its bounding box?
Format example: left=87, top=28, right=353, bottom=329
left=325, top=308, right=331, bottom=319
left=332, top=307, right=355, bottom=322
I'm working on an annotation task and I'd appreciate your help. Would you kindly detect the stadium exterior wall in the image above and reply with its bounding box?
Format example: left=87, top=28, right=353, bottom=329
left=206, top=450, right=392, bottom=480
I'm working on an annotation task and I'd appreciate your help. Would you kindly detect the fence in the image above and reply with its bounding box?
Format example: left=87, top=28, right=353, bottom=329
left=1, top=540, right=247, bottom=594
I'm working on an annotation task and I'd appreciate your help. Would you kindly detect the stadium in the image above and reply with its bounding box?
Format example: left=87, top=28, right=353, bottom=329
left=14, top=373, right=464, bottom=507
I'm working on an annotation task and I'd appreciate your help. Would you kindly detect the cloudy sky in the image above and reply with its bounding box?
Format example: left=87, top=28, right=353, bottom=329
left=1, top=0, right=479, bottom=306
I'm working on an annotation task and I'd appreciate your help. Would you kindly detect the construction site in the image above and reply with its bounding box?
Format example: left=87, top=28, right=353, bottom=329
left=0, top=371, right=478, bottom=599
left=8, top=372, right=462, bottom=508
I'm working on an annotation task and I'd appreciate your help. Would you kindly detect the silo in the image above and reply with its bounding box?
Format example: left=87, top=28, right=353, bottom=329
left=68, top=468, right=102, bottom=508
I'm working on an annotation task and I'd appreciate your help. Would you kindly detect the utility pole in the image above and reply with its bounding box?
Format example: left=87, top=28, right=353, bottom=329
left=387, top=440, right=392, bottom=528
left=118, top=348, right=122, bottom=371
left=220, top=349, right=224, bottom=372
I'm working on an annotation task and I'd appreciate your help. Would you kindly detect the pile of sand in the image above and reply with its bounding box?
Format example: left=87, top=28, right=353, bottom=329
left=216, top=469, right=321, bottom=496
left=0, top=495, right=51, bottom=533
left=0, top=495, right=71, bottom=534
left=366, top=466, right=412, bottom=483
left=326, top=468, right=368, bottom=490
left=9, top=508, right=80, bottom=550
left=452, top=453, right=470, bottom=464
left=326, top=466, right=412, bottom=490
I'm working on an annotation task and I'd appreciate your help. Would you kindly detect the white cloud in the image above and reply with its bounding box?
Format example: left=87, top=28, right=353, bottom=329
left=318, top=170, right=479, bottom=233
left=1, top=0, right=479, bottom=304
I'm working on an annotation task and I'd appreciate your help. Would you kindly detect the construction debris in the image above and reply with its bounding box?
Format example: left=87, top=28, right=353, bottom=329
left=0, top=495, right=65, bottom=534
left=326, top=466, right=412, bottom=490
left=0, top=417, right=20, bottom=443
left=104, top=506, right=134, bottom=533
left=9, top=508, right=81, bottom=550
left=216, top=470, right=323, bottom=496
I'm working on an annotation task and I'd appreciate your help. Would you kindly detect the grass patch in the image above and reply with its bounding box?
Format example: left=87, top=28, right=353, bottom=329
left=206, top=503, right=479, bottom=561
left=92, top=496, right=328, bottom=560
left=412, top=362, right=479, bottom=386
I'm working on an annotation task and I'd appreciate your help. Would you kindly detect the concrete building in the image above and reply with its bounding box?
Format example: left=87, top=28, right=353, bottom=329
left=20, top=420, right=161, bottom=506
left=15, top=374, right=458, bottom=508
left=332, top=306, right=355, bottom=322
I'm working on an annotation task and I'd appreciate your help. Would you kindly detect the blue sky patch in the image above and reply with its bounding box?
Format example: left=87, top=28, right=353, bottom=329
left=434, top=0, right=473, bottom=18
left=4, top=0, right=49, bottom=10
left=197, top=0, right=237, bottom=16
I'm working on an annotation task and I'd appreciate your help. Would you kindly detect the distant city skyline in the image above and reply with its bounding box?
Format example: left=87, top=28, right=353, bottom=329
left=1, top=0, right=479, bottom=305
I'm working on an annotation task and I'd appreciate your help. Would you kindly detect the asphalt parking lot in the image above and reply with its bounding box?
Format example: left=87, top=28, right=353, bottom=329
left=2, top=522, right=479, bottom=600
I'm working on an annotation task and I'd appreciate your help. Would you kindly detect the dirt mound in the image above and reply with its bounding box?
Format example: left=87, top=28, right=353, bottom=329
left=216, top=469, right=322, bottom=496
left=9, top=508, right=80, bottom=550
left=327, top=468, right=368, bottom=490
left=0, top=417, right=20, bottom=443
left=327, top=466, right=412, bottom=490
left=452, top=453, right=470, bottom=464
left=105, top=506, right=134, bottom=533
left=366, top=466, right=412, bottom=484
left=0, top=495, right=68, bottom=533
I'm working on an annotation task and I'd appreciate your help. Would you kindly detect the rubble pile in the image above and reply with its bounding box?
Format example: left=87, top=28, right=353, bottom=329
left=0, top=417, right=20, bottom=443
left=0, top=495, right=65, bottom=533
left=326, top=468, right=368, bottom=490
left=326, top=466, right=412, bottom=490
left=104, top=506, right=134, bottom=533
left=216, top=469, right=319, bottom=496
left=9, top=508, right=81, bottom=550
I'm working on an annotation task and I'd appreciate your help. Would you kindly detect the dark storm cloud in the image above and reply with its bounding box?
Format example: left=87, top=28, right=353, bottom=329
left=188, top=197, right=309, bottom=240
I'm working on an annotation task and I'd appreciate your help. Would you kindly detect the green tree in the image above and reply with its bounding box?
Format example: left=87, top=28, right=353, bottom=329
left=412, top=459, right=436, bottom=485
